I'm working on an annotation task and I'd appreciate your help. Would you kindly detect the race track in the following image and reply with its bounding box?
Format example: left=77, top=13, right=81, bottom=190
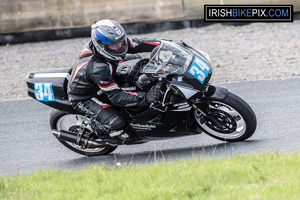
left=1, top=77, right=300, bottom=176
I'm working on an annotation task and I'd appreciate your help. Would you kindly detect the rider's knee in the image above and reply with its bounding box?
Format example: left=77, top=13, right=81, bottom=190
left=95, top=107, right=125, bottom=132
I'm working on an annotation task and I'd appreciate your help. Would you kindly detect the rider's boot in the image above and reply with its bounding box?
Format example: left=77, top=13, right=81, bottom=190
left=102, top=130, right=123, bottom=146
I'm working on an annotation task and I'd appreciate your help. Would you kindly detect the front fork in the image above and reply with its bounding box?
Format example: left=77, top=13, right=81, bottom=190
left=170, top=84, right=229, bottom=126
left=192, top=103, right=224, bottom=127
left=192, top=104, right=206, bottom=124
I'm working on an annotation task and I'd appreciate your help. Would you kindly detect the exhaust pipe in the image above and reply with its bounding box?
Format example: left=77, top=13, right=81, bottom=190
left=52, top=129, right=108, bottom=148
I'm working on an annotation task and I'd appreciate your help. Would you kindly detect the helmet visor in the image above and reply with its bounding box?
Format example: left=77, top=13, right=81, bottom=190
left=104, top=39, right=128, bottom=56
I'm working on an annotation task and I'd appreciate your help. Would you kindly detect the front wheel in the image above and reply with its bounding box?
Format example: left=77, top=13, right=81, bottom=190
left=193, top=92, right=257, bottom=142
left=50, top=109, right=117, bottom=156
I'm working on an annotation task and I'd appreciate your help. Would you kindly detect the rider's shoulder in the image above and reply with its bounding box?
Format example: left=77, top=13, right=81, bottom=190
left=90, top=57, right=109, bottom=68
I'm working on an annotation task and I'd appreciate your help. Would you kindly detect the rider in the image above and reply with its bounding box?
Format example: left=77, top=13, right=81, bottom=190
left=67, top=19, right=162, bottom=145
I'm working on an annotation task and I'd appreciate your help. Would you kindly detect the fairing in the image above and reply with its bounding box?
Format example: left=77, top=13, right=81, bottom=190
left=143, top=41, right=213, bottom=91
left=142, top=41, right=193, bottom=74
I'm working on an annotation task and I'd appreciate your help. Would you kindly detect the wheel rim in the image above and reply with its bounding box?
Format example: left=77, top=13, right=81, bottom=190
left=194, top=101, right=246, bottom=139
left=56, top=114, right=106, bottom=153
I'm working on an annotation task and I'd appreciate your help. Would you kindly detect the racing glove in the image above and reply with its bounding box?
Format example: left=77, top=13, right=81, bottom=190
left=146, top=88, right=163, bottom=104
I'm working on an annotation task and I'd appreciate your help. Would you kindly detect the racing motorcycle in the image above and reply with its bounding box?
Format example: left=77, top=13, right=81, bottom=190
left=26, top=40, right=257, bottom=156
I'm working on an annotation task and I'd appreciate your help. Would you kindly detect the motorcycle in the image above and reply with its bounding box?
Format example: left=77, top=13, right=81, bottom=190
left=26, top=40, right=257, bottom=156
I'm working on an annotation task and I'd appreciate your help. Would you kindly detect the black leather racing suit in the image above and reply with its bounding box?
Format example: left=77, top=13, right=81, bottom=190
left=67, top=38, right=160, bottom=134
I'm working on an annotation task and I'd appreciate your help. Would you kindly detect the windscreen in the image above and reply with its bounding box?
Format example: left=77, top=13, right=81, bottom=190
left=143, top=41, right=193, bottom=74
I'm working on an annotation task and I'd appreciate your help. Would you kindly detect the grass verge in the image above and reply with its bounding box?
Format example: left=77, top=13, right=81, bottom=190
left=1, top=153, right=300, bottom=200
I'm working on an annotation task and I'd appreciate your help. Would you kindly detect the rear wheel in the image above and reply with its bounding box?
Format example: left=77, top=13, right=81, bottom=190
left=193, top=92, right=256, bottom=142
left=50, top=109, right=117, bottom=156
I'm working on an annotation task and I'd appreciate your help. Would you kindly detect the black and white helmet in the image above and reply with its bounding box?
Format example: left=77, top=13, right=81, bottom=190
left=91, top=19, right=128, bottom=61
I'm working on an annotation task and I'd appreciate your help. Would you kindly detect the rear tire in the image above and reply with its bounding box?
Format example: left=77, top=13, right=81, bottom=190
left=50, top=109, right=117, bottom=156
left=193, top=92, right=257, bottom=142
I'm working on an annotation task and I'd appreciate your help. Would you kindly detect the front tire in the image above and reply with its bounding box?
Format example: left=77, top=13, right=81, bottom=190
left=193, top=92, right=257, bottom=142
left=50, top=109, right=117, bottom=156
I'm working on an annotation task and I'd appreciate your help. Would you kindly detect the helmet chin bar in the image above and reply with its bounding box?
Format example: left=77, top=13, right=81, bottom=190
left=99, top=45, right=127, bottom=61
left=100, top=50, right=123, bottom=61
left=98, top=45, right=123, bottom=61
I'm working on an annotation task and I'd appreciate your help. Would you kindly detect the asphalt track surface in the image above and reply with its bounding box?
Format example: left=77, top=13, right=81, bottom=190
left=1, top=77, right=300, bottom=176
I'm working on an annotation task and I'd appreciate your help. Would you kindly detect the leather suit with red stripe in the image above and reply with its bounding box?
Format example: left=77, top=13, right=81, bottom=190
left=67, top=38, right=160, bottom=134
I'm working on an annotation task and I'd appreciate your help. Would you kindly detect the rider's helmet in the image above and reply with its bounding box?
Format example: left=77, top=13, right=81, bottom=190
left=91, top=19, right=128, bottom=61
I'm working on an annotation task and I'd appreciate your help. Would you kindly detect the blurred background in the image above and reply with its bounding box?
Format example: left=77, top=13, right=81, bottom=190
left=1, top=0, right=299, bottom=44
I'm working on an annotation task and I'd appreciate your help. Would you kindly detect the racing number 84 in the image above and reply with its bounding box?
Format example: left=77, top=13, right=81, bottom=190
left=34, top=83, right=54, bottom=101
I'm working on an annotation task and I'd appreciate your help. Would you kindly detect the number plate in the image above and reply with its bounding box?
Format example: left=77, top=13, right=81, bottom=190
left=188, top=56, right=211, bottom=84
left=34, top=83, right=54, bottom=101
